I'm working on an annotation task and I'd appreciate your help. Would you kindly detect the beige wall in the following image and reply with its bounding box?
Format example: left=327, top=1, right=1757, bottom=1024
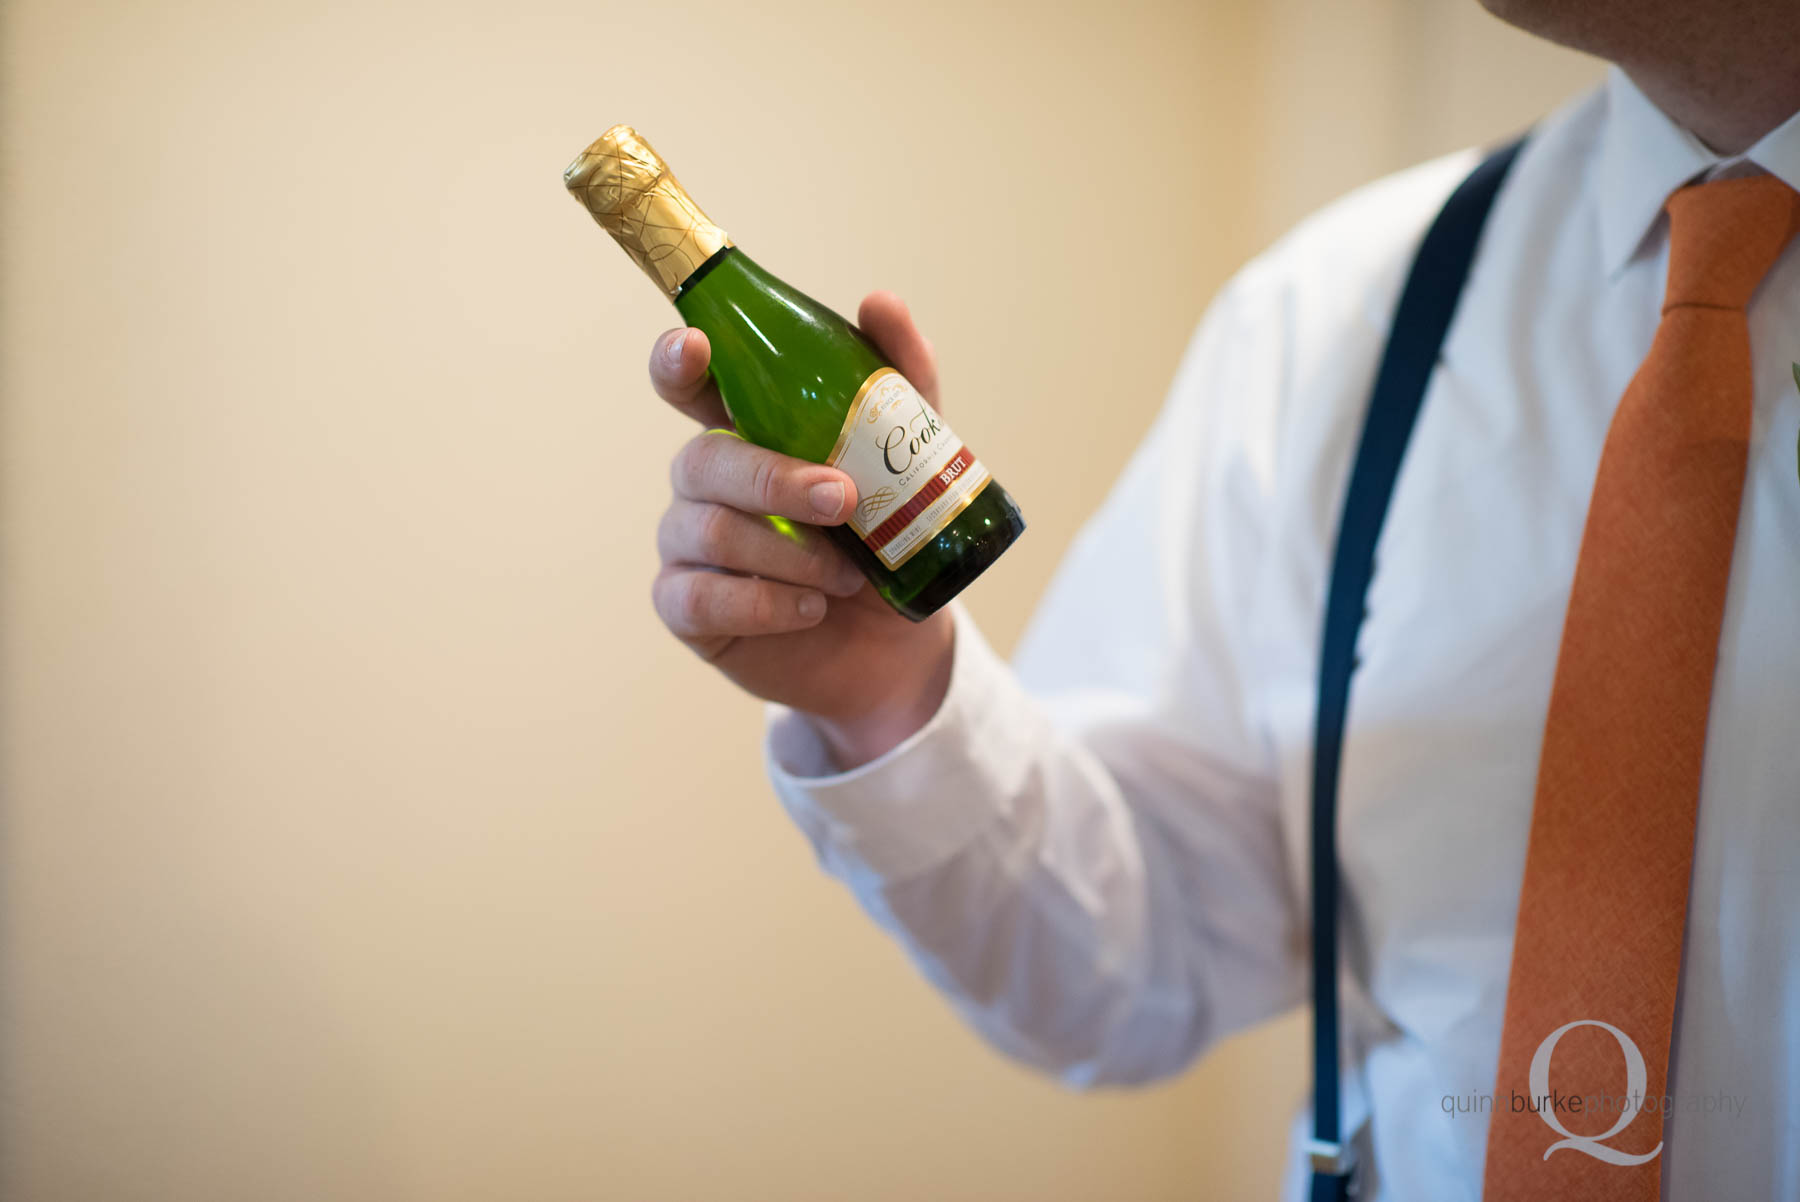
left=0, top=3, right=1599, bottom=1199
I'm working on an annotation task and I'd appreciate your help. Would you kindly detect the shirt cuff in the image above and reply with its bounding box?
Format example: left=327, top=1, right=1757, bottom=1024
left=764, top=603, right=1044, bottom=882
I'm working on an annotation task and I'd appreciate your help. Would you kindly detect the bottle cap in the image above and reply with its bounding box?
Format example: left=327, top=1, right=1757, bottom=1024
left=563, top=125, right=733, bottom=298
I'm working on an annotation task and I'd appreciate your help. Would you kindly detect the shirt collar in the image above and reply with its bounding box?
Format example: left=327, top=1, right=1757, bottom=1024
left=1596, top=66, right=1800, bottom=278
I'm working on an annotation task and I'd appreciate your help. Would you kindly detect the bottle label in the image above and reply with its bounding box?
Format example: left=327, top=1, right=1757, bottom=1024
left=827, top=368, right=992, bottom=570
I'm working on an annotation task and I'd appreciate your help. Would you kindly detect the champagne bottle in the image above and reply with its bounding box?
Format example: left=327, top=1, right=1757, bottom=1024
left=563, top=126, right=1025, bottom=622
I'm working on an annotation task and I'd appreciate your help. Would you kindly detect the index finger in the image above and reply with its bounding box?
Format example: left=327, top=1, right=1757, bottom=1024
left=857, top=292, right=940, bottom=406
left=650, top=328, right=731, bottom=429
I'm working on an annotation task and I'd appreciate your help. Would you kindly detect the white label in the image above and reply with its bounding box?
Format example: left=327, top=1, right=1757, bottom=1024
left=826, top=368, right=992, bottom=570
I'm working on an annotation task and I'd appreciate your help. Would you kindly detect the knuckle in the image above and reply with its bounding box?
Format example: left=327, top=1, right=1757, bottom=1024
left=694, top=503, right=735, bottom=562
left=675, top=576, right=712, bottom=629
left=750, top=453, right=783, bottom=512
left=655, top=505, right=681, bottom=562
left=670, top=435, right=714, bottom=495
left=650, top=572, right=678, bottom=628
left=649, top=570, right=673, bottom=615
left=652, top=571, right=702, bottom=634
left=745, top=584, right=777, bottom=630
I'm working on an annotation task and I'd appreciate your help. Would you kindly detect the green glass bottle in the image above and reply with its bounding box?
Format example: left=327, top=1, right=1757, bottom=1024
left=564, top=126, right=1024, bottom=621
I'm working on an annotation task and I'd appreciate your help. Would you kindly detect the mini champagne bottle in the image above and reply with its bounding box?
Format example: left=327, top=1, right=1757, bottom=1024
left=563, top=126, right=1025, bottom=621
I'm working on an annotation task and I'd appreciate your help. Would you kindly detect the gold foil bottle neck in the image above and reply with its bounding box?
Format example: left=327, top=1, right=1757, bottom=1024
left=563, top=125, right=732, bottom=298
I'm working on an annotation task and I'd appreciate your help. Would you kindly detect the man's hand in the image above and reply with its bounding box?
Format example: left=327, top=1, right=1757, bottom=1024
left=648, top=291, right=954, bottom=768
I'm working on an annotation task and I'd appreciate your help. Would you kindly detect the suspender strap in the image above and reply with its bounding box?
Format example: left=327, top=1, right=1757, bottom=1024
left=1308, top=136, right=1526, bottom=1202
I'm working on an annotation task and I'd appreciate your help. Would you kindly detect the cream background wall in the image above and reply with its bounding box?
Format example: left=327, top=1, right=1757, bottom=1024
left=0, top=2, right=1598, bottom=1198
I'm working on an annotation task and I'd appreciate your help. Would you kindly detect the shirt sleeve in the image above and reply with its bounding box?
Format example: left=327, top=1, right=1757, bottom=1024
left=764, top=264, right=1305, bottom=1087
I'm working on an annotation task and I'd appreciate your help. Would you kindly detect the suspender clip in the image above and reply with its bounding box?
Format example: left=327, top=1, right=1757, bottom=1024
left=1305, top=1137, right=1356, bottom=1176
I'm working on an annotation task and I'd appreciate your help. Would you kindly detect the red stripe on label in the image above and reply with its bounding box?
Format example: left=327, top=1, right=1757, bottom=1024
left=865, top=445, right=976, bottom=550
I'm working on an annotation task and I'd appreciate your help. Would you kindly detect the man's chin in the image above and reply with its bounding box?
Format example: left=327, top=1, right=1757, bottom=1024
left=1472, top=0, right=1625, bottom=63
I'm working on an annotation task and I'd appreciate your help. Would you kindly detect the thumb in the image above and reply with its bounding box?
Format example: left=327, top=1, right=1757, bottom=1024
left=857, top=291, right=941, bottom=407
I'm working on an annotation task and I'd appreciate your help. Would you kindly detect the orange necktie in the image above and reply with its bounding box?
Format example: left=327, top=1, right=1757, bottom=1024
left=1482, top=174, right=1800, bottom=1201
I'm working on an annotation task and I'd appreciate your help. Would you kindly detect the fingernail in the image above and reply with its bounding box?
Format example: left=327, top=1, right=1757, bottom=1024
left=665, top=330, right=688, bottom=368
left=809, top=480, right=845, bottom=520
left=797, top=592, right=826, bottom=621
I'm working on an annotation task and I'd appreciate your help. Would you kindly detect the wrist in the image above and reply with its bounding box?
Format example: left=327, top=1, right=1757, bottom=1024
left=808, top=613, right=954, bottom=769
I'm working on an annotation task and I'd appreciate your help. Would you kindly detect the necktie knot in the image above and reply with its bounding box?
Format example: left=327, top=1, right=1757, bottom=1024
left=1662, top=174, right=1800, bottom=310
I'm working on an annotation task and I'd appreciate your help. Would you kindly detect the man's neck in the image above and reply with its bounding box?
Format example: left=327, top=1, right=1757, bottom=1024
left=1622, top=59, right=1800, bottom=156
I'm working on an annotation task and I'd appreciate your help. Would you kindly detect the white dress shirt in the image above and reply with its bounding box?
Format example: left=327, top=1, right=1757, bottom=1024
left=764, top=69, right=1800, bottom=1201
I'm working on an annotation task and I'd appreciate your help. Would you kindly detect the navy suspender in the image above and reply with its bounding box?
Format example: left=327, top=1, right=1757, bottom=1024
left=1307, top=137, right=1525, bottom=1202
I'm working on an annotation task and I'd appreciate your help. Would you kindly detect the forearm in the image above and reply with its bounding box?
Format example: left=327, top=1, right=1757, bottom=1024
left=766, top=608, right=1301, bottom=1085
